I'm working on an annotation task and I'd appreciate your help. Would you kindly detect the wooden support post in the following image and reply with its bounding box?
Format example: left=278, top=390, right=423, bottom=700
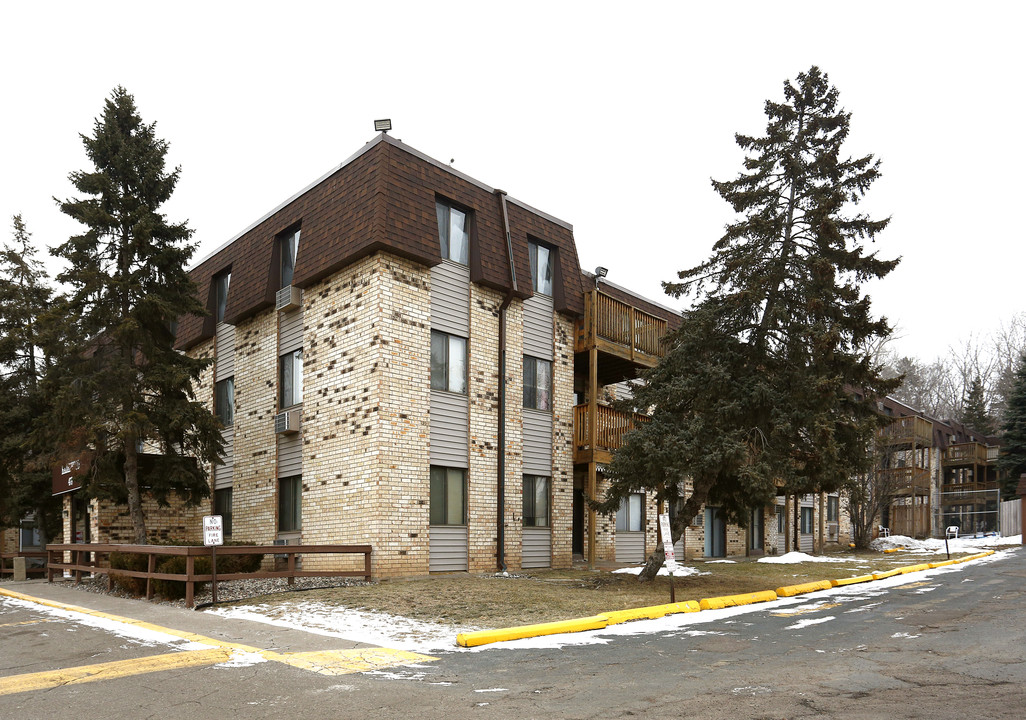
left=146, top=552, right=156, bottom=600
left=587, top=337, right=599, bottom=569
left=185, top=555, right=195, bottom=609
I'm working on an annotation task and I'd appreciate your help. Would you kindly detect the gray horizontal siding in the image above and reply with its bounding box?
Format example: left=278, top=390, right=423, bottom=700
left=214, top=427, right=234, bottom=490
left=278, top=424, right=303, bottom=477
left=522, top=526, right=551, bottom=568
left=431, top=390, right=469, bottom=468
left=522, top=409, right=552, bottom=476
left=429, top=525, right=468, bottom=572
left=279, top=308, right=303, bottom=354
left=215, top=323, right=235, bottom=381
left=523, top=294, right=553, bottom=360
left=430, top=261, right=470, bottom=337
left=616, top=532, right=646, bottom=564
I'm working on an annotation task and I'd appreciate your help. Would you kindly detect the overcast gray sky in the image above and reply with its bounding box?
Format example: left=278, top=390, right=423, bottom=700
left=2, top=1, right=1022, bottom=362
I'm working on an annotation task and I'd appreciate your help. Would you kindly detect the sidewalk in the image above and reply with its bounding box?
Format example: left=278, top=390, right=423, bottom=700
left=0, top=577, right=370, bottom=655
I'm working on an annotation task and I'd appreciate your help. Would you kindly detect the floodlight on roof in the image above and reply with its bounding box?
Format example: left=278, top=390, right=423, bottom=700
left=594, top=266, right=608, bottom=278
left=374, top=119, right=392, bottom=133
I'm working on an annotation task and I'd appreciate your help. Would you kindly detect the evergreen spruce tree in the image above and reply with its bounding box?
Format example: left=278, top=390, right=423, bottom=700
left=998, top=352, right=1026, bottom=498
left=0, top=215, right=61, bottom=543
left=961, top=376, right=995, bottom=436
left=52, top=87, right=223, bottom=544
left=601, top=67, right=899, bottom=580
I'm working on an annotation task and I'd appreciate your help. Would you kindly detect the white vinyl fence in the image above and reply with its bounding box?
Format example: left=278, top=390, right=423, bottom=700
left=1000, top=499, right=1021, bottom=537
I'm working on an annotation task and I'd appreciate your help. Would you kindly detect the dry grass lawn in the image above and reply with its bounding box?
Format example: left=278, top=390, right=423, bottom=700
left=236, top=547, right=965, bottom=629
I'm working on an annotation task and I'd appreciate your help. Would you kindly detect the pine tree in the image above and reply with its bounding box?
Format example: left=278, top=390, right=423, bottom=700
left=961, top=376, right=995, bottom=436
left=998, top=352, right=1026, bottom=499
left=52, top=87, right=223, bottom=544
left=0, top=215, right=60, bottom=543
left=601, top=67, right=899, bottom=580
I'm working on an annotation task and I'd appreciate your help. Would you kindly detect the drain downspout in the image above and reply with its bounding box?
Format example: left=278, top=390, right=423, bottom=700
left=495, top=189, right=518, bottom=573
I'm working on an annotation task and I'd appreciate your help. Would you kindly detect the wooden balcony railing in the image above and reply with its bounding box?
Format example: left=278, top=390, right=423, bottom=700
left=573, top=404, right=648, bottom=462
left=940, top=481, right=998, bottom=497
left=879, top=416, right=933, bottom=447
left=942, top=443, right=990, bottom=466
left=880, top=466, right=931, bottom=494
left=576, top=290, right=668, bottom=361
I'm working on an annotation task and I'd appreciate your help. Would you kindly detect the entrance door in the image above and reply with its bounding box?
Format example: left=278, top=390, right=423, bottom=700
left=704, top=507, right=726, bottom=557
left=748, top=507, right=764, bottom=554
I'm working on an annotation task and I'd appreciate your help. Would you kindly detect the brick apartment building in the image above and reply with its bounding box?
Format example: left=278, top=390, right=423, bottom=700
left=48, top=133, right=847, bottom=577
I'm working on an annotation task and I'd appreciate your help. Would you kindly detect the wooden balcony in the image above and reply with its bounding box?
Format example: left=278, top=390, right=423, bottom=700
left=942, top=442, right=990, bottom=466
left=879, top=416, right=933, bottom=447
left=940, top=480, right=999, bottom=498
left=881, top=466, right=931, bottom=496
left=575, top=290, right=668, bottom=385
left=573, top=404, right=648, bottom=465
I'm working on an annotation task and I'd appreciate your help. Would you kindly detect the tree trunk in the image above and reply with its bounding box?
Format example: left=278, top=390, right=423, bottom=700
left=636, top=477, right=713, bottom=582
left=124, top=433, right=148, bottom=544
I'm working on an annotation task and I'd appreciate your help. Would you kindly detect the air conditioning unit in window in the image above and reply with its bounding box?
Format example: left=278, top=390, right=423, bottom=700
left=276, top=285, right=303, bottom=312
left=274, top=408, right=302, bottom=434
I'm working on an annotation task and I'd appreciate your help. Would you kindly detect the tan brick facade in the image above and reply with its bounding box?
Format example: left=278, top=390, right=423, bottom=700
left=230, top=309, right=279, bottom=544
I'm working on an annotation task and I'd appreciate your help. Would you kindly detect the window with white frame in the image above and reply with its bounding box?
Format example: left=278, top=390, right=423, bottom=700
left=215, top=377, right=234, bottom=425
left=436, top=201, right=469, bottom=265
left=280, top=349, right=303, bottom=408
left=214, top=270, right=231, bottom=323
left=278, top=475, right=301, bottom=532
left=214, top=488, right=233, bottom=537
left=279, top=228, right=300, bottom=288
left=523, top=356, right=552, bottom=411
left=801, top=506, right=814, bottom=534
left=431, top=331, right=467, bottom=394
left=529, top=241, right=553, bottom=296
left=616, top=493, right=644, bottom=532
left=430, top=466, right=466, bottom=525
left=523, top=475, right=550, bottom=527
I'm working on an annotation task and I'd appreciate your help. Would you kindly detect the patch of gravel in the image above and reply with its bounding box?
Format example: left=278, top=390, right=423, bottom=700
left=51, top=574, right=369, bottom=609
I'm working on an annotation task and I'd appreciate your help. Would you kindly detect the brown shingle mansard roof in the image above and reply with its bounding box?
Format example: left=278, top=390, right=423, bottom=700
left=175, top=134, right=587, bottom=351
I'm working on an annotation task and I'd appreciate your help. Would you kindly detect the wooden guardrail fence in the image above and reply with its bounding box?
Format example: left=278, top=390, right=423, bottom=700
left=46, top=543, right=372, bottom=608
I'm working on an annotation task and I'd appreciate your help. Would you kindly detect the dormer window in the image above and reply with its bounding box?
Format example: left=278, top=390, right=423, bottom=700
left=436, top=201, right=469, bottom=265
left=279, top=227, right=300, bottom=288
left=214, top=270, right=231, bottom=324
left=529, top=241, right=553, bottom=296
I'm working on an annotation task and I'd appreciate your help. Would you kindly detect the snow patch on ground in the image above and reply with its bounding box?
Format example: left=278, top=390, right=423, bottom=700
left=0, top=595, right=213, bottom=650
left=870, top=534, right=1020, bottom=553
left=706, top=559, right=736, bottom=564
left=210, top=602, right=465, bottom=654
left=891, top=632, right=920, bottom=639
left=613, top=565, right=709, bottom=577
left=786, top=615, right=835, bottom=630
left=758, top=551, right=858, bottom=564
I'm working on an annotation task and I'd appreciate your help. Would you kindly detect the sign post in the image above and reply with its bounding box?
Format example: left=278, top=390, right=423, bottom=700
left=659, top=513, right=677, bottom=603
left=203, top=515, right=223, bottom=604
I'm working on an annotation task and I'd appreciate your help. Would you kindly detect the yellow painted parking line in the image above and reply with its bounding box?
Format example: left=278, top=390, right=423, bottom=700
left=0, top=649, right=231, bottom=696
left=270, top=648, right=436, bottom=676
left=770, top=603, right=841, bottom=618
left=0, top=586, right=436, bottom=689
left=893, top=581, right=931, bottom=590
left=0, top=619, right=53, bottom=628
